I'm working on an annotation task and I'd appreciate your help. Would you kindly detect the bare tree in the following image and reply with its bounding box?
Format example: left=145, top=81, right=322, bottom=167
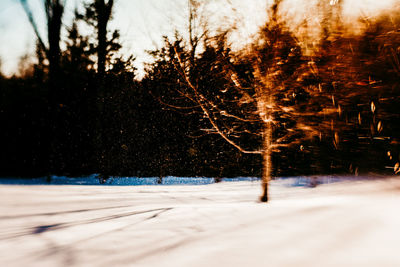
left=20, top=0, right=65, bottom=80
left=169, top=0, right=334, bottom=202
left=20, top=0, right=66, bottom=172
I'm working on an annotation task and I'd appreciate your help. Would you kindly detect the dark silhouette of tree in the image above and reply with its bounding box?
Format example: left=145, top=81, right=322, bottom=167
left=94, top=0, right=114, bottom=77
left=19, top=0, right=66, bottom=172
left=20, top=0, right=64, bottom=81
left=3, top=0, right=400, bottom=186
left=63, top=21, right=95, bottom=72
left=76, top=0, right=130, bottom=177
left=78, top=0, right=116, bottom=77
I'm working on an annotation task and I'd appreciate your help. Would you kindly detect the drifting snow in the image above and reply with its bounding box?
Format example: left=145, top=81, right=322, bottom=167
left=0, top=176, right=399, bottom=267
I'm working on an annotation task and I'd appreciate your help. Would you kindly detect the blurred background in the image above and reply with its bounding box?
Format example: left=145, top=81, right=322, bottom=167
left=1, top=0, right=399, bottom=180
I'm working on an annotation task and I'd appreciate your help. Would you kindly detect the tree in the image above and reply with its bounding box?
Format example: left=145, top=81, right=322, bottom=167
left=63, top=21, right=95, bottom=72
left=78, top=0, right=117, bottom=77
left=20, top=0, right=65, bottom=81
left=313, top=3, right=400, bottom=175
left=76, top=0, right=128, bottom=177
left=166, top=0, right=337, bottom=201
left=20, top=0, right=66, bottom=172
left=93, top=0, right=114, bottom=77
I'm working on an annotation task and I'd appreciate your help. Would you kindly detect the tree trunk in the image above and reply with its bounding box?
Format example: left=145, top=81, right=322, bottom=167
left=96, top=0, right=113, bottom=78
left=46, top=0, right=64, bottom=173
left=260, top=121, right=272, bottom=202
left=97, top=3, right=107, bottom=174
left=94, top=0, right=113, bottom=175
left=97, top=16, right=107, bottom=78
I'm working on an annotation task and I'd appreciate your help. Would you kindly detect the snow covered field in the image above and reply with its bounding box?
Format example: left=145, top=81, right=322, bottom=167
left=1, top=176, right=400, bottom=267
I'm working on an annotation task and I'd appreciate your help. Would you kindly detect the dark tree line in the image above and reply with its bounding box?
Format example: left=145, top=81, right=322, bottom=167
left=1, top=0, right=400, bottom=187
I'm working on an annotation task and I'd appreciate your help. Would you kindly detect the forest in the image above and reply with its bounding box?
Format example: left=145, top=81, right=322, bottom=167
left=1, top=0, right=400, bottom=193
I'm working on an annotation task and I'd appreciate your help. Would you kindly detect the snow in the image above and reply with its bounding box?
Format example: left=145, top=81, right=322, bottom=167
left=0, top=175, right=258, bottom=186
left=0, top=176, right=400, bottom=267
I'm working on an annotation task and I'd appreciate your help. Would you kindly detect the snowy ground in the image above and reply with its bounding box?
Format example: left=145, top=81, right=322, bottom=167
left=1, top=176, right=400, bottom=267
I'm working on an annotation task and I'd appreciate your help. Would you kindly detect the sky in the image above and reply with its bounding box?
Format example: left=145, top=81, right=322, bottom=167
left=0, top=0, right=397, bottom=77
left=0, top=0, right=267, bottom=77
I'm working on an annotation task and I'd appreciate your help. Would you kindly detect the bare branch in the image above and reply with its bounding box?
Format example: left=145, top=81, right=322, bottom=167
left=174, top=46, right=262, bottom=155
left=20, top=0, right=48, bottom=56
left=150, top=91, right=200, bottom=110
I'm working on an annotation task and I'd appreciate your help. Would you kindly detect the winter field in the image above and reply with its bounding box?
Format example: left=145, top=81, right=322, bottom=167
left=1, top=176, right=400, bottom=267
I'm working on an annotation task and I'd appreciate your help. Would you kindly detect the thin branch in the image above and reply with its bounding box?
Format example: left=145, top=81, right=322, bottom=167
left=202, top=97, right=259, bottom=122
left=20, top=0, right=48, bottom=56
left=174, top=46, right=262, bottom=155
left=150, top=91, right=200, bottom=110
